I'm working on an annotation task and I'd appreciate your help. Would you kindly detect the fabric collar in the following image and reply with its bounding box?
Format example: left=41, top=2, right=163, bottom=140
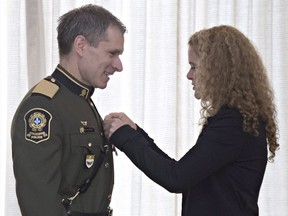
left=51, top=64, right=94, bottom=99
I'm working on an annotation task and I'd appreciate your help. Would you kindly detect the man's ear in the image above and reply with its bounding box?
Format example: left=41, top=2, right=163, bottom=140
left=73, top=35, right=87, bottom=57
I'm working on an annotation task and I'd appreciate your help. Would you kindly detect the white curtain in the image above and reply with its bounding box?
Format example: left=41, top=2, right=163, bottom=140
left=1, top=0, right=287, bottom=215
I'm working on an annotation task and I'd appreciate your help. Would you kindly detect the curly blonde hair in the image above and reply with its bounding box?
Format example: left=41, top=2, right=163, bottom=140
left=188, top=25, right=279, bottom=161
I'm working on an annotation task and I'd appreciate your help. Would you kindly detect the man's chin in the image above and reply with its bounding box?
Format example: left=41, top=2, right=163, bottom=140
left=96, top=83, right=108, bottom=89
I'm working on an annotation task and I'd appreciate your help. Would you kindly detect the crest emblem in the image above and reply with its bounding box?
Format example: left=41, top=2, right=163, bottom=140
left=28, top=112, right=47, bottom=130
left=86, top=154, right=95, bottom=168
left=25, top=108, right=52, bottom=144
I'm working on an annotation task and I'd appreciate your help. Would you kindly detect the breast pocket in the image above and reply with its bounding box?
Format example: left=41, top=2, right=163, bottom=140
left=66, top=132, right=105, bottom=187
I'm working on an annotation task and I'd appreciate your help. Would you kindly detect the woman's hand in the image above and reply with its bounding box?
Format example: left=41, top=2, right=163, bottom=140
left=103, top=112, right=136, bottom=139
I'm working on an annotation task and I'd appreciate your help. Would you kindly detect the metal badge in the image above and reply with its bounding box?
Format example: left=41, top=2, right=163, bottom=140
left=86, top=154, right=95, bottom=168
left=81, top=121, right=87, bottom=126
left=80, top=89, right=87, bottom=98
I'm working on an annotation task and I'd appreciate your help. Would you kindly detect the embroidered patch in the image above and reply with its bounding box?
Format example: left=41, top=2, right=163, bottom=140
left=24, top=108, right=52, bottom=144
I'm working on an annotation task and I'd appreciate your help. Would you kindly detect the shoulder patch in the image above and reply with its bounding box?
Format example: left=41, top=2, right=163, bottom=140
left=32, top=79, right=59, bottom=98
left=24, top=108, right=52, bottom=144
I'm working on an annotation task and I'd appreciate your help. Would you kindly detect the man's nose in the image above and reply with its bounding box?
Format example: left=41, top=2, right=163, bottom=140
left=112, top=57, right=123, bottom=72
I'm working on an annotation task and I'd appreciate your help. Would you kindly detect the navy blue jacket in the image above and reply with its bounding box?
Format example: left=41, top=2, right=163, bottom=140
left=109, top=107, right=267, bottom=216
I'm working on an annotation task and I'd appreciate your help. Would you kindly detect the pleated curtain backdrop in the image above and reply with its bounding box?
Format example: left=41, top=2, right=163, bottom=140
left=1, top=0, right=287, bottom=215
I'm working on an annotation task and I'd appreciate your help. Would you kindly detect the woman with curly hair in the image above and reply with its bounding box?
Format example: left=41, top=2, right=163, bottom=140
left=103, top=25, right=279, bottom=215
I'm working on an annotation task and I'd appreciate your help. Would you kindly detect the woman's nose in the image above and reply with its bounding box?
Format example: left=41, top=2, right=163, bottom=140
left=187, top=70, right=193, bottom=80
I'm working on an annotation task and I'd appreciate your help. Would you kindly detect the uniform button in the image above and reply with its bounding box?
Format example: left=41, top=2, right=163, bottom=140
left=51, top=78, right=56, bottom=82
left=88, top=143, right=92, bottom=147
left=90, top=102, right=93, bottom=106
left=105, top=163, right=110, bottom=168
left=79, top=127, right=84, bottom=133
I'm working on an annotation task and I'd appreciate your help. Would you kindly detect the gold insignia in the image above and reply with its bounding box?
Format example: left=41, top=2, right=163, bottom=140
left=80, top=89, right=87, bottom=97
left=86, top=154, right=95, bottom=168
left=28, top=112, right=47, bottom=131
left=81, top=121, right=88, bottom=126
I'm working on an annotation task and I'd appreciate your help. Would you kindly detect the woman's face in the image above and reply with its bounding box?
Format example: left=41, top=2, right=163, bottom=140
left=187, top=46, right=202, bottom=99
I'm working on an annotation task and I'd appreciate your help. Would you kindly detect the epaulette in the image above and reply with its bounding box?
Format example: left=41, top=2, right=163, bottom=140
left=32, top=78, right=60, bottom=99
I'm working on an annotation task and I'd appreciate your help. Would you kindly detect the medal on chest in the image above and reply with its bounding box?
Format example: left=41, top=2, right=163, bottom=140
left=86, top=154, right=95, bottom=168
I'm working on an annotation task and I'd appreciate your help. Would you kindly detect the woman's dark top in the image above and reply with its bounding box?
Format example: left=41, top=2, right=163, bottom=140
left=109, top=107, right=267, bottom=216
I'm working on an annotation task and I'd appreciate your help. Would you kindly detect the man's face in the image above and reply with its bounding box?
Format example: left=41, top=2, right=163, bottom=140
left=78, top=25, right=124, bottom=89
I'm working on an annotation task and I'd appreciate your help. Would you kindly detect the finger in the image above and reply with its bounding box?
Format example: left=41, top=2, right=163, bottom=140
left=109, top=112, right=124, bottom=119
left=103, top=119, right=113, bottom=130
left=104, top=128, right=110, bottom=139
left=104, top=115, right=112, bottom=121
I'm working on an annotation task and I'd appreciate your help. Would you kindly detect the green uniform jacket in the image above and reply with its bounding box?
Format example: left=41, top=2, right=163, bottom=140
left=11, top=65, right=114, bottom=216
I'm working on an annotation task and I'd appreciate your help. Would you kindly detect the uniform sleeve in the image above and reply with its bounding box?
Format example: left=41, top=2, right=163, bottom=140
left=11, top=96, right=67, bottom=216
left=110, top=109, right=246, bottom=193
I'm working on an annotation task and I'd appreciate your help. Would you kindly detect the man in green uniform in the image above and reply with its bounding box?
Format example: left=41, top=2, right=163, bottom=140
left=11, top=4, right=126, bottom=216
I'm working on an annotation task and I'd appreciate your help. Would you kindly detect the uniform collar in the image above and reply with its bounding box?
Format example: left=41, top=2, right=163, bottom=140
left=52, top=64, right=94, bottom=99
